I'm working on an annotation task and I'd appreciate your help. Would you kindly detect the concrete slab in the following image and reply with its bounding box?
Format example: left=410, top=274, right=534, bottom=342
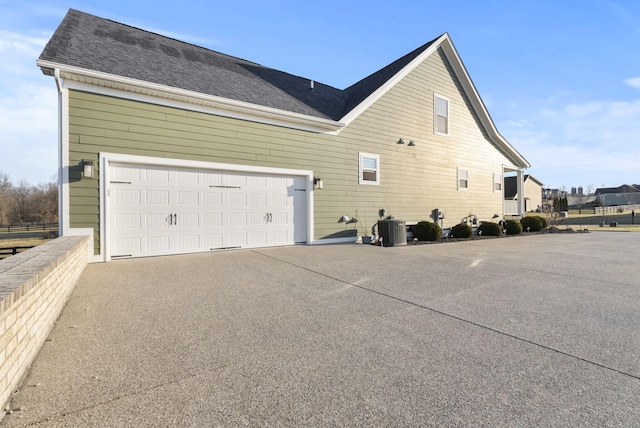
left=2, top=232, right=639, bottom=426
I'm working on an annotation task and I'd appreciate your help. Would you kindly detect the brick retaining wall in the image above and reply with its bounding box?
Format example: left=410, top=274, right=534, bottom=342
left=0, top=236, right=89, bottom=414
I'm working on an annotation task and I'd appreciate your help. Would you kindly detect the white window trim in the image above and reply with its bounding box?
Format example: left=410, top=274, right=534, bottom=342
left=434, top=93, right=450, bottom=136
left=457, top=167, right=469, bottom=191
left=359, top=152, right=380, bottom=185
left=493, top=172, right=503, bottom=192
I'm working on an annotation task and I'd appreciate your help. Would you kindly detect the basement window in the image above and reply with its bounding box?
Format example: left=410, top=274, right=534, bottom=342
left=359, top=152, right=380, bottom=185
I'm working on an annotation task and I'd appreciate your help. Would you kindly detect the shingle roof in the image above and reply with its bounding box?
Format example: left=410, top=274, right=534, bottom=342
left=39, top=9, right=437, bottom=122
left=595, top=184, right=640, bottom=195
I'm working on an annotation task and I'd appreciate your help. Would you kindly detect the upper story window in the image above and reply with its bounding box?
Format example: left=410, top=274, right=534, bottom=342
left=457, top=167, right=469, bottom=190
left=494, top=173, right=503, bottom=192
left=359, top=152, right=380, bottom=185
left=434, top=93, right=449, bottom=136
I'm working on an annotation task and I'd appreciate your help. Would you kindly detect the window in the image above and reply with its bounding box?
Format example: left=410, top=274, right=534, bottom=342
left=493, top=173, right=503, bottom=192
left=434, top=94, right=449, bottom=136
left=359, top=152, right=379, bottom=185
left=457, top=167, right=469, bottom=190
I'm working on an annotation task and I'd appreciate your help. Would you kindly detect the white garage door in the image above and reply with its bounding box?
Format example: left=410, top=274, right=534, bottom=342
left=108, top=163, right=308, bottom=258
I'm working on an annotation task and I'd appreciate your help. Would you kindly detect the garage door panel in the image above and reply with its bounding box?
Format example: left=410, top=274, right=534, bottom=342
left=202, top=213, right=223, bottom=227
left=177, top=191, right=199, bottom=205
left=178, top=235, right=199, bottom=250
left=203, top=192, right=222, bottom=205
left=109, top=163, right=308, bottom=258
left=249, top=193, right=267, bottom=206
left=146, top=213, right=170, bottom=228
left=203, top=234, right=223, bottom=249
left=229, top=232, right=247, bottom=247
left=249, top=175, right=267, bottom=187
left=115, top=213, right=141, bottom=229
left=114, top=237, right=142, bottom=255
left=147, top=236, right=170, bottom=252
left=114, top=189, right=141, bottom=205
left=112, top=165, right=141, bottom=182
left=272, top=194, right=286, bottom=206
left=177, top=170, right=199, bottom=184
left=250, top=231, right=268, bottom=245
left=146, top=190, right=169, bottom=205
left=272, top=230, right=289, bottom=243
left=229, top=193, right=247, bottom=206
left=202, top=171, right=223, bottom=186
left=228, top=174, right=247, bottom=187
left=229, top=213, right=247, bottom=226
left=248, top=212, right=268, bottom=225
left=145, top=168, right=169, bottom=182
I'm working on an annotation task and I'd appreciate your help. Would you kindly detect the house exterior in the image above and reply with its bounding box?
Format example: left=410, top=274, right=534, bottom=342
left=594, top=185, right=640, bottom=206
left=504, top=175, right=543, bottom=212
left=38, top=9, right=530, bottom=262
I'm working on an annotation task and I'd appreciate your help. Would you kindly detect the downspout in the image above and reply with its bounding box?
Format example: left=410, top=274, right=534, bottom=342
left=54, top=69, right=64, bottom=236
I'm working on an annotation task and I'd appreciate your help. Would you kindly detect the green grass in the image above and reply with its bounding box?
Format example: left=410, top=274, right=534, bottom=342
left=526, top=210, right=640, bottom=232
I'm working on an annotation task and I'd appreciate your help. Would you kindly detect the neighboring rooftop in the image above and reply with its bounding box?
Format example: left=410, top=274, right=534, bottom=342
left=38, top=9, right=437, bottom=121
left=595, top=184, right=640, bottom=195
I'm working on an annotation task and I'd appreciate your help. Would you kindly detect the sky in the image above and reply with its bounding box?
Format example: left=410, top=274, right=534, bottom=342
left=1, top=0, right=639, bottom=190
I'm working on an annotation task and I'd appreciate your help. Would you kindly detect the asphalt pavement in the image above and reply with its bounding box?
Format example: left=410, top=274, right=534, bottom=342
left=2, top=232, right=639, bottom=427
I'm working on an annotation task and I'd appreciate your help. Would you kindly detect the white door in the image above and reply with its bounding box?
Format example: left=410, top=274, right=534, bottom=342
left=108, top=163, right=307, bottom=258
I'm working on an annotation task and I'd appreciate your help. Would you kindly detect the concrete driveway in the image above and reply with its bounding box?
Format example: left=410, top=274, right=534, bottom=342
left=3, top=232, right=640, bottom=426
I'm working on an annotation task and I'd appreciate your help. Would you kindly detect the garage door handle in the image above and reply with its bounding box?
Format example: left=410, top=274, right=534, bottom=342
left=168, top=213, right=177, bottom=226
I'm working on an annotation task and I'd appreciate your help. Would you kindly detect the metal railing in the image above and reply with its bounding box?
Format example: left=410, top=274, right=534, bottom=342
left=0, top=246, right=35, bottom=260
left=0, top=223, right=58, bottom=233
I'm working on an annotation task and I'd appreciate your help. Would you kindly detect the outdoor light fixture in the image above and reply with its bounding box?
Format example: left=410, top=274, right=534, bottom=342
left=408, top=140, right=416, bottom=146
left=338, top=215, right=350, bottom=223
left=82, top=160, right=95, bottom=179
left=397, top=138, right=406, bottom=144
left=314, top=177, right=323, bottom=189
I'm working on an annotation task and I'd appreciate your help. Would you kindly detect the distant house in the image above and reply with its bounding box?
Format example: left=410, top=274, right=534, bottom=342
left=594, top=184, right=640, bottom=206
left=504, top=175, right=543, bottom=212
left=38, top=9, right=530, bottom=262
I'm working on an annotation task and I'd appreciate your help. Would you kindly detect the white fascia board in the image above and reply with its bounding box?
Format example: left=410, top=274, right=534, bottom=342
left=438, top=36, right=531, bottom=169
left=338, top=34, right=447, bottom=127
left=37, top=60, right=344, bottom=135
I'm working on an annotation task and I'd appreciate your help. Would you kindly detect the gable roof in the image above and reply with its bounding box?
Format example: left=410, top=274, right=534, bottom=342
left=595, top=184, right=640, bottom=195
left=38, top=9, right=529, bottom=168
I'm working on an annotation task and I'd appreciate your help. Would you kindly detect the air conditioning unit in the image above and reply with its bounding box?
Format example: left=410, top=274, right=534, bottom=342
left=378, top=219, right=407, bottom=247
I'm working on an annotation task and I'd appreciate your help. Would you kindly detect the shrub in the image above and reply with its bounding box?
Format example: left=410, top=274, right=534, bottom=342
left=617, top=207, right=624, bottom=214
left=520, top=216, right=543, bottom=232
left=535, top=215, right=547, bottom=228
left=478, top=221, right=501, bottom=237
left=413, top=221, right=442, bottom=242
left=450, top=223, right=472, bottom=239
left=505, top=219, right=522, bottom=235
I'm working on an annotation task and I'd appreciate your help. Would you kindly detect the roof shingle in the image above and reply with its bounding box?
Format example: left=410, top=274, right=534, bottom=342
left=39, top=9, right=437, bottom=122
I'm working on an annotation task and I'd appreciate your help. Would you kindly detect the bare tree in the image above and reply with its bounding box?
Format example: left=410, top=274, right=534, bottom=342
left=0, top=172, right=11, bottom=225
left=33, top=181, right=58, bottom=224
left=9, top=180, right=32, bottom=224
left=0, top=174, right=58, bottom=226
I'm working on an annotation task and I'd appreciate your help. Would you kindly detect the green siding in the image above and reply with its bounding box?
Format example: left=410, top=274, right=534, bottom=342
left=68, top=47, right=518, bottom=255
